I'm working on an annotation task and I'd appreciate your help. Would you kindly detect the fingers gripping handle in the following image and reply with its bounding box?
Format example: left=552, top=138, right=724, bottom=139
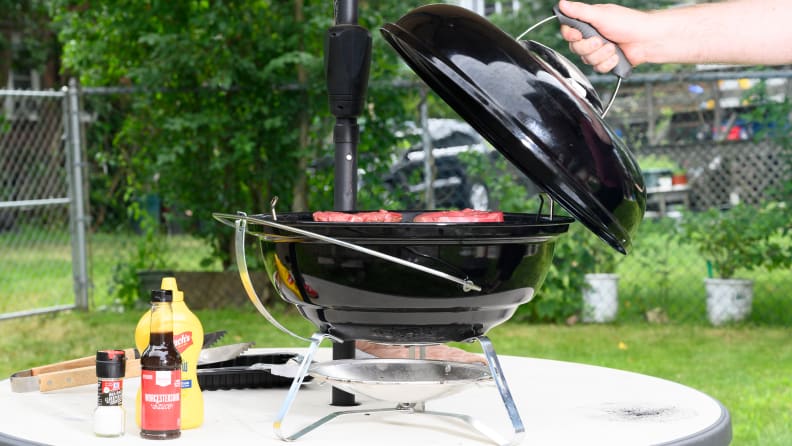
left=553, top=5, right=632, bottom=78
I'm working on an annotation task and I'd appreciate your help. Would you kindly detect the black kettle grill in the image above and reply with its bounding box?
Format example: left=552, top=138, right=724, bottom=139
left=213, top=2, right=645, bottom=444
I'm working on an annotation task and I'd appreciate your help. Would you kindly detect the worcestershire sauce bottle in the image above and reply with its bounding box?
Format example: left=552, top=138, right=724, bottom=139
left=139, top=289, right=182, bottom=440
left=135, top=277, right=204, bottom=429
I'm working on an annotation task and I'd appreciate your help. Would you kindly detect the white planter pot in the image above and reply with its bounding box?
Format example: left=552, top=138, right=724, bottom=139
left=705, top=278, right=753, bottom=325
left=582, top=274, right=619, bottom=323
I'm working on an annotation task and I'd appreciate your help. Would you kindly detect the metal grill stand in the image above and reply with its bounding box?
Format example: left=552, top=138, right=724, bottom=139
left=272, top=334, right=526, bottom=446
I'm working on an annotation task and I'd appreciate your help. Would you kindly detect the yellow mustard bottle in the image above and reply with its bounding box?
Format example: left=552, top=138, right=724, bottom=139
left=135, top=277, right=204, bottom=429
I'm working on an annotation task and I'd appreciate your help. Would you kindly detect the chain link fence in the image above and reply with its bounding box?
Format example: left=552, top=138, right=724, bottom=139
left=0, top=83, right=89, bottom=319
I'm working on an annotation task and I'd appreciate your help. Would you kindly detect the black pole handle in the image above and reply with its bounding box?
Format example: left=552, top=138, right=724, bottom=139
left=328, top=0, right=366, bottom=408
left=553, top=5, right=632, bottom=79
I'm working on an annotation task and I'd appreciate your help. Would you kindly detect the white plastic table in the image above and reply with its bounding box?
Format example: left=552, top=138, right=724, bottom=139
left=0, top=348, right=730, bottom=446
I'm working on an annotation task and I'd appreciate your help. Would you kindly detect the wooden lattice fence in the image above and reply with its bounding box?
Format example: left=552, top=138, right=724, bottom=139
left=641, top=140, right=788, bottom=210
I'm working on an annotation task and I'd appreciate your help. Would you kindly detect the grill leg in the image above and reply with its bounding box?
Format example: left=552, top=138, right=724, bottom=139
left=476, top=335, right=526, bottom=446
left=274, top=332, right=330, bottom=441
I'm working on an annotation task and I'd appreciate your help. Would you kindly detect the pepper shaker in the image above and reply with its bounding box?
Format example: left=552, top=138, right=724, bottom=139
left=94, top=350, right=126, bottom=437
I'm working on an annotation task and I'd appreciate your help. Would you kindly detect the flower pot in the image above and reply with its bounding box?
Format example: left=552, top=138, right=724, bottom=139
left=704, top=278, right=753, bottom=325
left=671, top=173, right=688, bottom=186
left=642, top=168, right=673, bottom=189
left=582, top=273, right=619, bottom=323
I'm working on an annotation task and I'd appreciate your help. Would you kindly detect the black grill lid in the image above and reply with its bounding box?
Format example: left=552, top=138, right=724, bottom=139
left=381, top=4, right=646, bottom=254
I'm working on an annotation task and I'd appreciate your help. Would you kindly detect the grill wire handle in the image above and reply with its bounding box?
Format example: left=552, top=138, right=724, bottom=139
left=218, top=212, right=482, bottom=293
left=232, top=214, right=338, bottom=344
left=516, top=13, right=623, bottom=117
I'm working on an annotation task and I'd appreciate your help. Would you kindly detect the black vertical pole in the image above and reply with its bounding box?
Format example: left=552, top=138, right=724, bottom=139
left=326, top=0, right=371, bottom=406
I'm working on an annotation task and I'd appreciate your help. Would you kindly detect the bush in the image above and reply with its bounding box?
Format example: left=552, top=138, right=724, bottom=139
left=679, top=202, right=791, bottom=279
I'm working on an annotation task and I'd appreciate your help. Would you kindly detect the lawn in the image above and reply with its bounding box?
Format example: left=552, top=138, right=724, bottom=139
left=1, top=309, right=790, bottom=445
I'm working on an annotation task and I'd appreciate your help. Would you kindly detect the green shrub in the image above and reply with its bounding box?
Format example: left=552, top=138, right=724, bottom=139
left=108, top=208, right=167, bottom=309
left=679, top=202, right=791, bottom=279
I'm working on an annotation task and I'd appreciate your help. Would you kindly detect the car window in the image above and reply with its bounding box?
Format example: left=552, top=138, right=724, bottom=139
left=433, top=131, right=480, bottom=148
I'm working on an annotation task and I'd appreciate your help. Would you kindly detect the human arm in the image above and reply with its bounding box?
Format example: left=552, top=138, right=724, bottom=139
left=558, top=0, right=792, bottom=73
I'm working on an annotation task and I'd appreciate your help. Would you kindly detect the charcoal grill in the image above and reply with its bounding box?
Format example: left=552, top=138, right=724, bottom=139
left=214, top=3, right=645, bottom=445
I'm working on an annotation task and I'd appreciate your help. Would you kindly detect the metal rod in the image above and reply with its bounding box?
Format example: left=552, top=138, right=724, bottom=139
left=278, top=403, right=514, bottom=445
left=516, top=15, right=621, bottom=118
left=420, top=87, right=435, bottom=209
left=274, top=333, right=332, bottom=440
left=0, top=304, right=76, bottom=322
left=334, top=0, right=358, bottom=25
left=329, top=0, right=366, bottom=407
left=588, top=68, right=792, bottom=85
left=332, top=120, right=358, bottom=211
left=0, top=89, right=64, bottom=98
left=477, top=336, right=526, bottom=446
left=516, top=15, right=557, bottom=40
left=0, top=197, right=70, bottom=209
left=64, top=79, right=90, bottom=311
left=601, top=77, right=621, bottom=117
left=233, top=215, right=315, bottom=343
left=216, top=213, right=482, bottom=292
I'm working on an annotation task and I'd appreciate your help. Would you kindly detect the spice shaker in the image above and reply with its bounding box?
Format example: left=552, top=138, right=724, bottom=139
left=94, top=349, right=126, bottom=437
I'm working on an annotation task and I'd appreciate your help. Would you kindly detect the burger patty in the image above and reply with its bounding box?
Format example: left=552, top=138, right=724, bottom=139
left=312, top=210, right=403, bottom=223
left=413, top=209, right=504, bottom=223
left=313, top=209, right=504, bottom=223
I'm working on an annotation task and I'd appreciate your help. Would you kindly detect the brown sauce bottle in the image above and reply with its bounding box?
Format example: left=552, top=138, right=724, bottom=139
left=139, top=289, right=182, bottom=440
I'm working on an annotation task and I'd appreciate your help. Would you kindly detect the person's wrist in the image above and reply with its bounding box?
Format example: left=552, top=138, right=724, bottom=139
left=632, top=10, right=671, bottom=65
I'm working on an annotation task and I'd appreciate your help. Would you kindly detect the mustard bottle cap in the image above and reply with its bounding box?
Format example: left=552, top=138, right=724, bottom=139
left=160, top=277, right=184, bottom=302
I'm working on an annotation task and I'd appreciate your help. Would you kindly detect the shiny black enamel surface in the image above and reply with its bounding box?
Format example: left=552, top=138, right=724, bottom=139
left=254, top=212, right=571, bottom=343
left=381, top=5, right=646, bottom=253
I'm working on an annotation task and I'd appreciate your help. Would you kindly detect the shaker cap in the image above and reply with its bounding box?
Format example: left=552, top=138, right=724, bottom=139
left=95, top=350, right=126, bottom=378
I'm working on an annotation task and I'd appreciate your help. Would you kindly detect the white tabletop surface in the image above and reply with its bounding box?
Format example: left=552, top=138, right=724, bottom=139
left=0, top=347, right=730, bottom=446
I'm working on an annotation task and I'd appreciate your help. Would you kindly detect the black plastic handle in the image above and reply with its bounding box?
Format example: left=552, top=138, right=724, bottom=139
left=553, top=5, right=632, bottom=79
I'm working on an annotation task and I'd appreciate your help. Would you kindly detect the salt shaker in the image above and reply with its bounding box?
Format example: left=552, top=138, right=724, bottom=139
left=94, top=349, right=126, bottom=437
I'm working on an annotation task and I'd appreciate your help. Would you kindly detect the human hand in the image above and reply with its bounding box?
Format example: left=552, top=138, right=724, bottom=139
left=558, top=0, right=647, bottom=73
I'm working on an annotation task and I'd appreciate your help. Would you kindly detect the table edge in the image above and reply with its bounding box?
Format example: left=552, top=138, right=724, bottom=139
left=654, top=399, right=732, bottom=446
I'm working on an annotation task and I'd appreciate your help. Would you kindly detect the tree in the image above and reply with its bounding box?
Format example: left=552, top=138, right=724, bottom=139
left=51, top=1, right=423, bottom=268
left=0, top=0, right=61, bottom=87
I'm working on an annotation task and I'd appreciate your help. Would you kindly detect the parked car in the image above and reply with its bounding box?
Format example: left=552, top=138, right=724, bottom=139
left=384, top=119, right=537, bottom=210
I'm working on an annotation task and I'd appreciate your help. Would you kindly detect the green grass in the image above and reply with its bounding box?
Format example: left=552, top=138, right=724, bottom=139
left=0, top=229, right=219, bottom=313
left=1, top=309, right=789, bottom=445
left=615, top=222, right=792, bottom=325
left=0, top=227, right=74, bottom=312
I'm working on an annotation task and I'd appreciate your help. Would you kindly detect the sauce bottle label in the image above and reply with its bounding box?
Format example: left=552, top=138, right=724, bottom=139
left=97, top=379, right=123, bottom=406
left=141, top=370, right=181, bottom=431
left=173, top=331, right=193, bottom=353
